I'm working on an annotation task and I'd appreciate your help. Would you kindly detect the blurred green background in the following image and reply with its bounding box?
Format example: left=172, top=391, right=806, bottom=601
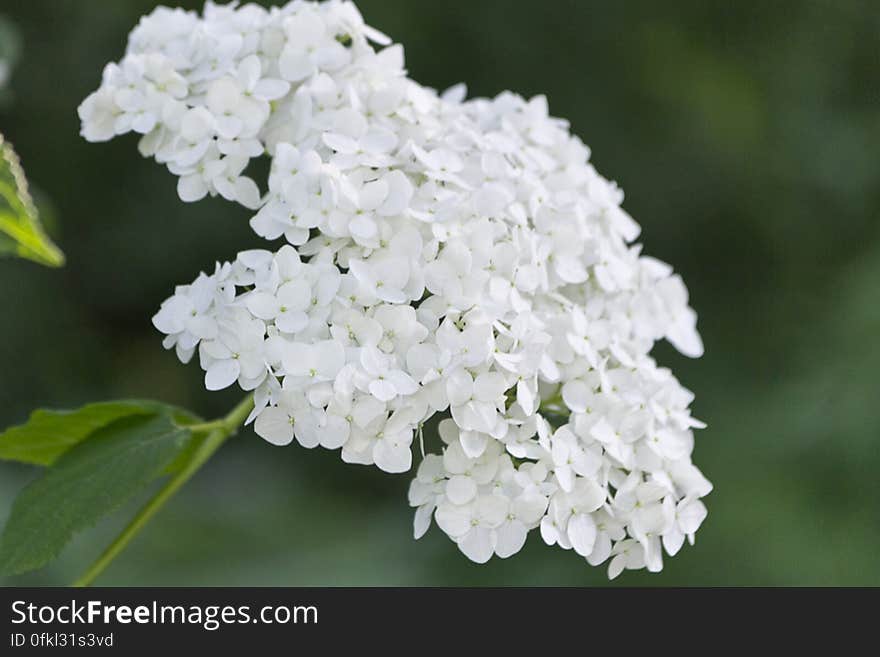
left=1, top=0, right=878, bottom=586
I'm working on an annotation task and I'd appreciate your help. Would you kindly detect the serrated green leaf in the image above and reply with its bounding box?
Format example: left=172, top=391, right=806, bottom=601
left=0, top=414, right=191, bottom=576
left=0, top=133, right=64, bottom=267
left=0, top=399, right=199, bottom=467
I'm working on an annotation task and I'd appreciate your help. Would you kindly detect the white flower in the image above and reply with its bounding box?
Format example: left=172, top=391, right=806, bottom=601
left=494, top=492, right=547, bottom=559
left=662, top=496, right=708, bottom=557
left=408, top=454, right=445, bottom=538
left=253, top=386, right=313, bottom=447
left=205, top=76, right=266, bottom=140
left=440, top=431, right=499, bottom=505
left=235, top=55, right=290, bottom=104
left=323, top=129, right=398, bottom=170
left=78, top=87, right=119, bottom=142
left=268, top=144, right=323, bottom=200
left=548, top=424, right=602, bottom=491
left=246, top=278, right=312, bottom=334
left=109, top=53, right=188, bottom=135
left=355, top=345, right=418, bottom=402
left=209, top=155, right=262, bottom=208
left=348, top=257, right=412, bottom=304
left=342, top=407, right=414, bottom=473
left=436, top=493, right=508, bottom=563
left=588, top=509, right=626, bottom=566
left=542, top=478, right=606, bottom=557
left=279, top=7, right=350, bottom=82
left=83, top=0, right=711, bottom=579
left=171, top=148, right=261, bottom=208
left=447, top=369, right=508, bottom=442
left=164, top=107, right=216, bottom=167
left=435, top=316, right=494, bottom=368
left=373, top=304, right=427, bottom=354
left=608, top=538, right=647, bottom=580
left=199, top=312, right=267, bottom=391
left=152, top=270, right=224, bottom=360
left=281, top=339, right=345, bottom=384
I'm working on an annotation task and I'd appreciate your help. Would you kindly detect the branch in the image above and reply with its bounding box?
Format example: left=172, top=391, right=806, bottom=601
left=71, top=395, right=255, bottom=587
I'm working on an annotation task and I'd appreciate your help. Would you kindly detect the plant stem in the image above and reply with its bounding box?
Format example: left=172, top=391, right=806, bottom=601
left=71, top=395, right=254, bottom=587
left=180, top=419, right=226, bottom=433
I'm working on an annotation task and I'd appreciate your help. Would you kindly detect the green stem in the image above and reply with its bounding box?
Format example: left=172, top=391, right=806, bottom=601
left=71, top=395, right=255, bottom=587
left=181, top=419, right=227, bottom=433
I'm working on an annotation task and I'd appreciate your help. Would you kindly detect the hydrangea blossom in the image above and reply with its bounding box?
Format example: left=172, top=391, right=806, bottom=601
left=79, top=0, right=711, bottom=579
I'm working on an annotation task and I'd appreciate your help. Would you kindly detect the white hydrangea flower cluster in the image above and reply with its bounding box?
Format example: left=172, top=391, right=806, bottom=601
left=79, top=0, right=711, bottom=578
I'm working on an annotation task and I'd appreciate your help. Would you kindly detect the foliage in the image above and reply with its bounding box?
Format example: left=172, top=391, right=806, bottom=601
left=0, top=399, right=196, bottom=466
left=0, top=412, right=191, bottom=576
left=0, top=133, right=64, bottom=266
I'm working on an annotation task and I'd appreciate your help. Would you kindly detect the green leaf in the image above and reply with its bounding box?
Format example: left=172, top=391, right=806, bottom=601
left=0, top=399, right=198, bottom=467
left=0, top=133, right=64, bottom=266
left=0, top=414, right=191, bottom=576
